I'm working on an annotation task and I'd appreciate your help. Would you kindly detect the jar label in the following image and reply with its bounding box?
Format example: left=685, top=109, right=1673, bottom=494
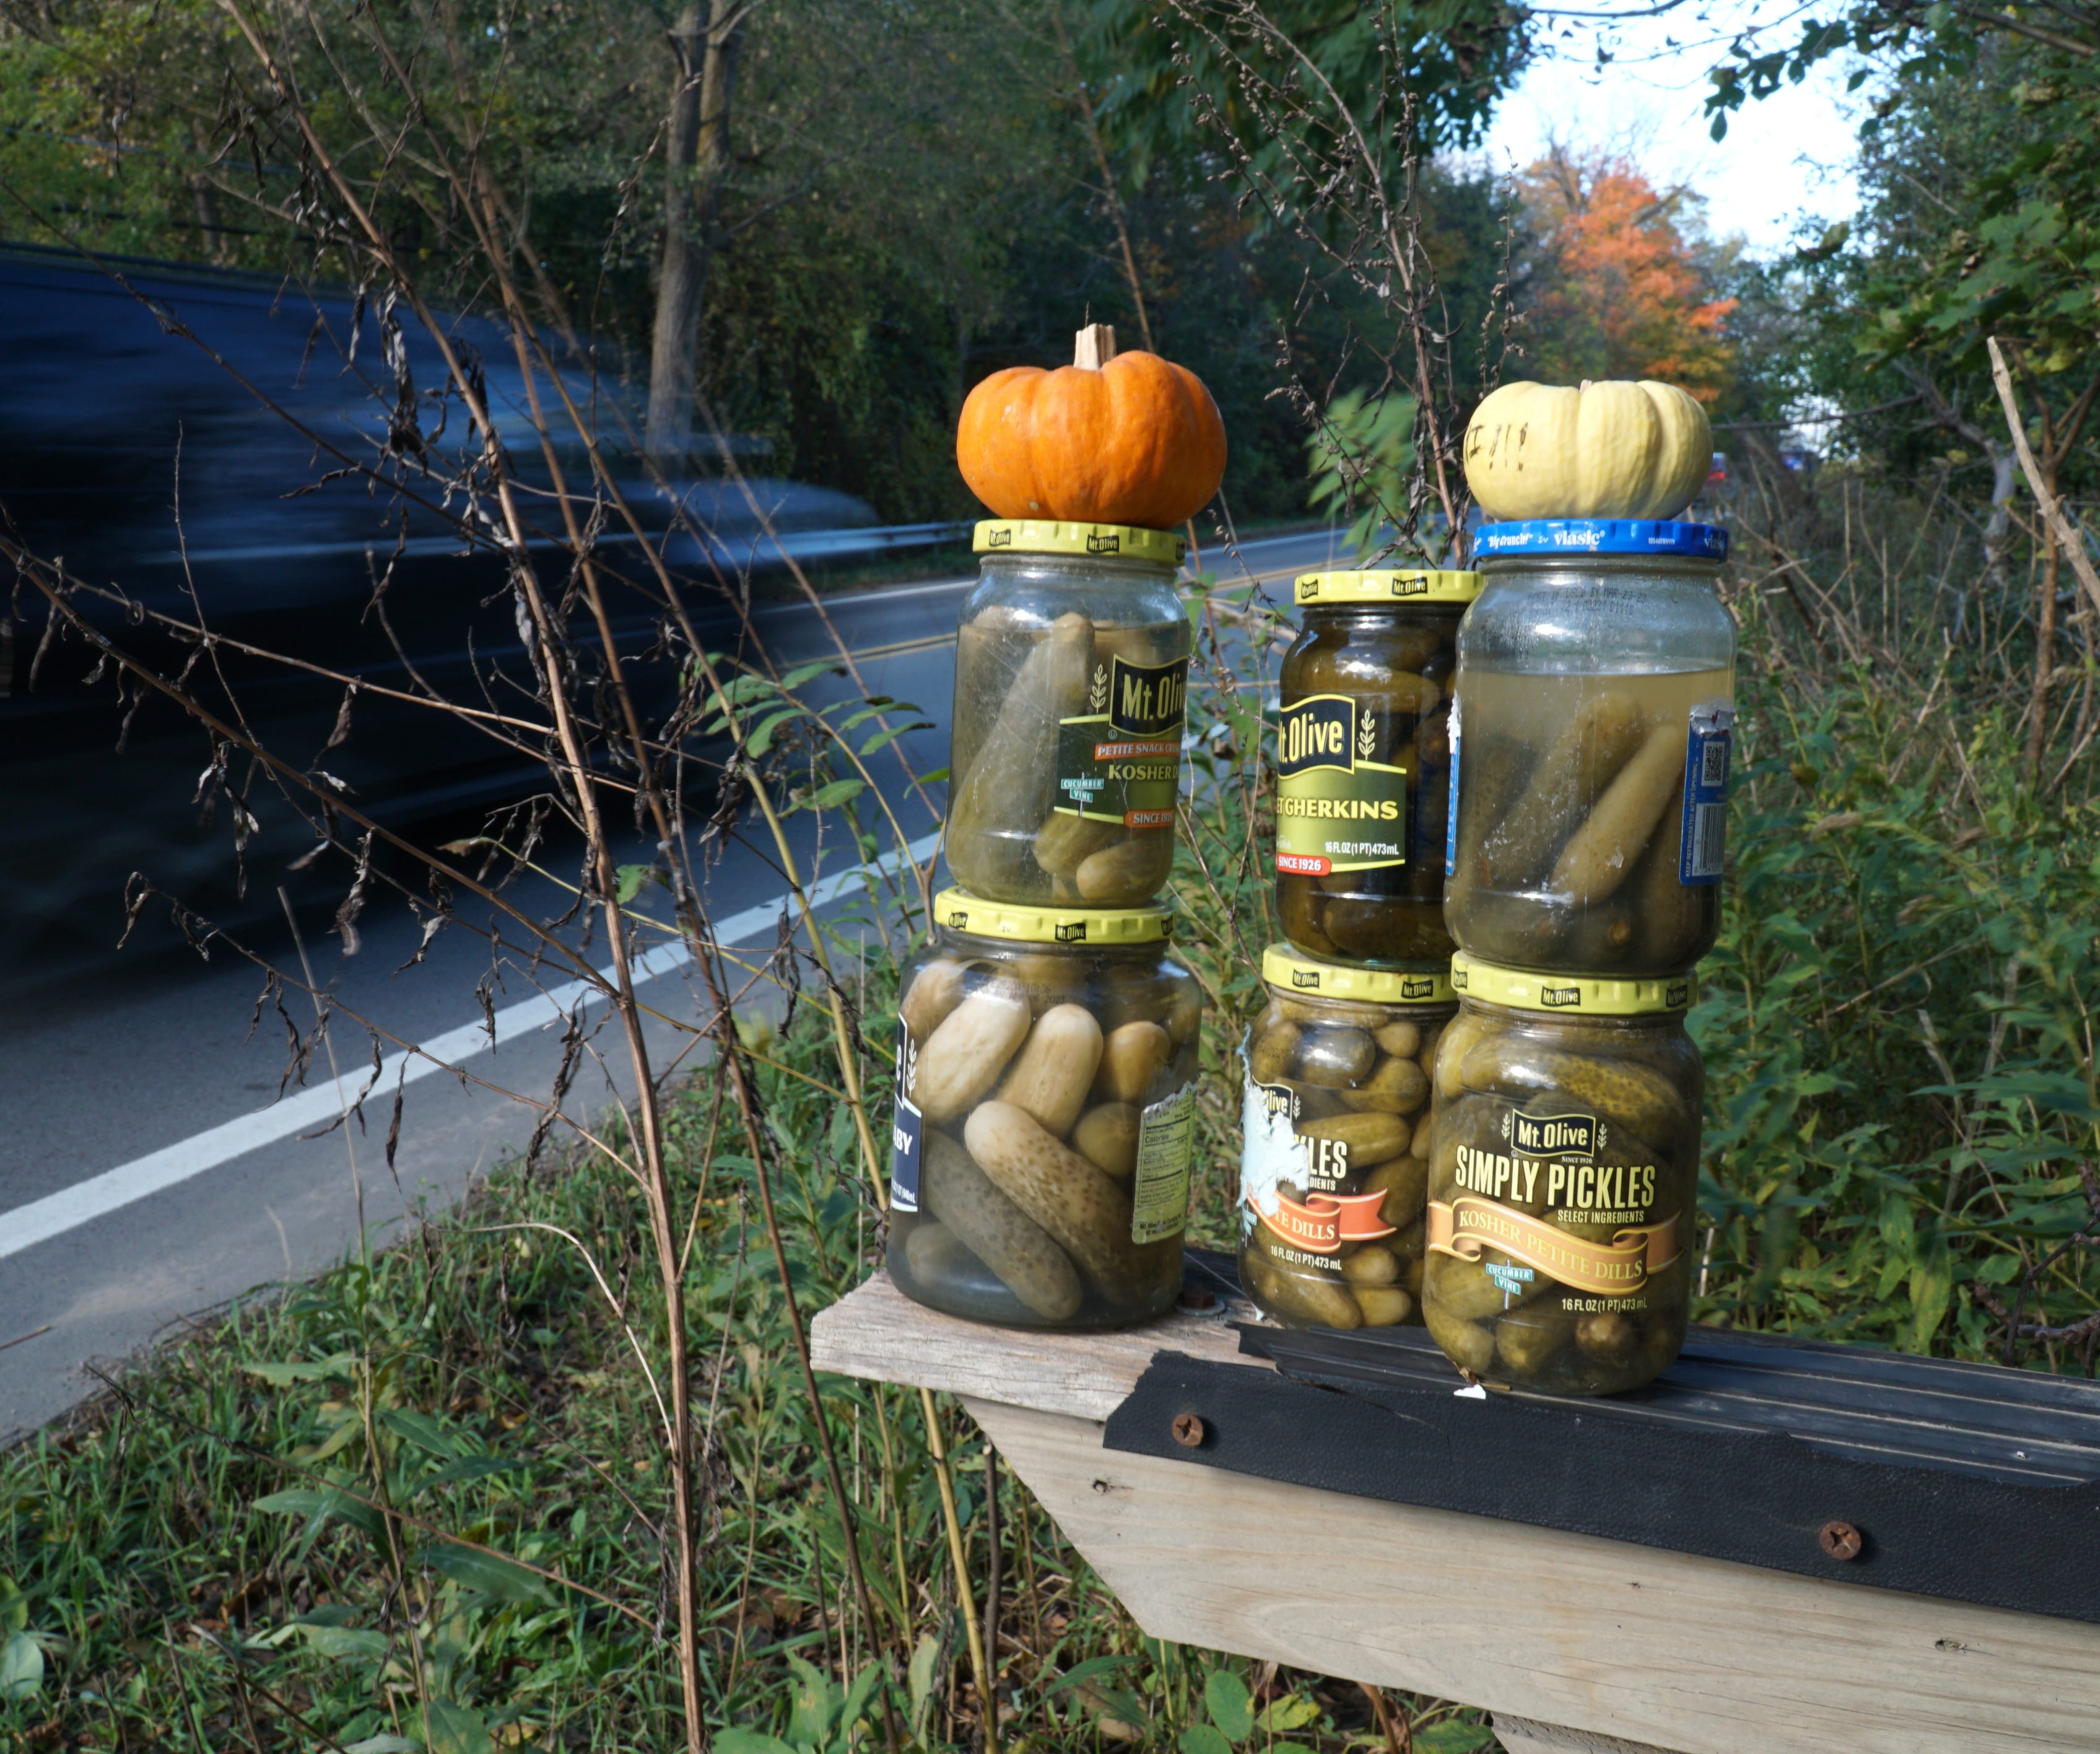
left=1130, top=1084, right=1196, bottom=1244
left=1444, top=697, right=1462, bottom=879
left=1053, top=653, right=1188, bottom=829
left=889, top=1022, right=924, bottom=1212
left=1274, top=693, right=1408, bottom=875
left=1428, top=1102, right=1679, bottom=1301
left=1237, top=1065, right=1397, bottom=1263
left=1678, top=702, right=1734, bottom=884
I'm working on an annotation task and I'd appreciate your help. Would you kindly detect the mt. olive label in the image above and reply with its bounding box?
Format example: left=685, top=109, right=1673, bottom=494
left=1274, top=693, right=1409, bottom=876
left=1053, top=654, right=1188, bottom=829
left=1510, top=1112, right=1596, bottom=1160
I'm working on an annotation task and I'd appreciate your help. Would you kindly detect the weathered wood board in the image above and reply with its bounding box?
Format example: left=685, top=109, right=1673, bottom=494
left=815, top=1276, right=2100, bottom=1754
left=809, top=1267, right=1260, bottom=1421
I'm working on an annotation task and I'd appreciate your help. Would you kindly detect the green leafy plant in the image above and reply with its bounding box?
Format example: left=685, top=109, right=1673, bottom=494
left=1307, top=391, right=1420, bottom=558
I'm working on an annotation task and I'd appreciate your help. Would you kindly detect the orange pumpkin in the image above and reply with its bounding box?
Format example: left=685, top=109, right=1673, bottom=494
left=956, top=326, right=1227, bottom=529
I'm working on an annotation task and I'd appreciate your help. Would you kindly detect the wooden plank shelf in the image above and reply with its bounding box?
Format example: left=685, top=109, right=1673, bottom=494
left=811, top=1262, right=2100, bottom=1754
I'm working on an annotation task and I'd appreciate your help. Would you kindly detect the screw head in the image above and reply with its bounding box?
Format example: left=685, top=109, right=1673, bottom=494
left=1171, top=1413, right=1206, bottom=1449
left=1819, top=1520, right=1863, bottom=1561
left=1177, top=1286, right=1217, bottom=1312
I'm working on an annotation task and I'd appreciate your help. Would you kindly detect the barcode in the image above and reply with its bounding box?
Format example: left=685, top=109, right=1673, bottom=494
left=1701, top=738, right=1730, bottom=787
left=1689, top=803, right=1725, bottom=879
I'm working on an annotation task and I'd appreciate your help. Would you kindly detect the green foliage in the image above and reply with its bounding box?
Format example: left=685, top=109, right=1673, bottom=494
left=1089, top=0, right=1524, bottom=181
left=1693, top=480, right=2100, bottom=1364
left=1306, top=388, right=1418, bottom=554
left=1708, top=1, right=2098, bottom=479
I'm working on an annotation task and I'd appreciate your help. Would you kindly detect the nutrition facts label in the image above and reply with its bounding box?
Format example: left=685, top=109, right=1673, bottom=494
left=1130, top=1085, right=1196, bottom=1244
left=1679, top=704, right=1735, bottom=884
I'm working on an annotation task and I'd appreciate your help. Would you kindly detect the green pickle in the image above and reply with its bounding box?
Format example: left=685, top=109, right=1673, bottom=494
left=888, top=891, right=1205, bottom=1331
left=948, top=521, right=1190, bottom=907
left=1418, top=956, right=1701, bottom=1394
left=1274, top=571, right=1478, bottom=967
left=1238, top=948, right=1456, bottom=1330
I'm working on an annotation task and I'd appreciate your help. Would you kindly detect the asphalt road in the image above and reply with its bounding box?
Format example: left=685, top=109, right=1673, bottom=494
left=0, top=526, right=1341, bottom=1441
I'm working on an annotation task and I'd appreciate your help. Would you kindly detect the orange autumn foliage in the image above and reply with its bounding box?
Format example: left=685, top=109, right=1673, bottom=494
left=1517, top=149, right=1736, bottom=404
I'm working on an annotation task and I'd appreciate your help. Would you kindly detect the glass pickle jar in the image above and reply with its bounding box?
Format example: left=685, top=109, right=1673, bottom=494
left=1421, top=954, right=1702, bottom=1395
left=888, top=889, right=1203, bottom=1330
left=1276, top=569, right=1478, bottom=966
left=1445, top=522, right=1736, bottom=975
left=948, top=520, right=1189, bottom=908
left=1239, top=947, right=1457, bottom=1329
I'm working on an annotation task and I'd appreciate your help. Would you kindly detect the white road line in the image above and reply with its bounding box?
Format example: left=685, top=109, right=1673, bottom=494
left=0, top=833, right=939, bottom=1262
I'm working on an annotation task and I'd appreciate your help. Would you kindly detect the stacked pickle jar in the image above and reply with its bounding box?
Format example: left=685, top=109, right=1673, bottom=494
left=889, top=322, right=1226, bottom=1332
left=1239, top=569, right=1478, bottom=1331
left=1238, top=948, right=1455, bottom=1329
left=890, top=521, right=1205, bottom=1330
left=1424, top=956, right=1700, bottom=1393
left=887, top=891, right=1203, bottom=1329
left=946, top=521, right=1190, bottom=907
left=1424, top=515, right=1735, bottom=1394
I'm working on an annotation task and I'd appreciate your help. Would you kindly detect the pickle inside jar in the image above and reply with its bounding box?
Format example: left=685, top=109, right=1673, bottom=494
left=948, top=609, right=1186, bottom=906
left=1448, top=666, right=1729, bottom=972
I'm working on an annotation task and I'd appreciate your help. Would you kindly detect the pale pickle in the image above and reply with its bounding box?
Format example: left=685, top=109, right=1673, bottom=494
left=911, top=977, right=1032, bottom=1125
left=1095, top=1019, right=1173, bottom=1103
left=993, top=1003, right=1105, bottom=1138
left=900, top=958, right=970, bottom=1042
left=1340, top=1244, right=1400, bottom=1286
left=1033, top=812, right=1122, bottom=880
left=1374, top=1019, right=1423, bottom=1058
left=1070, top=1102, right=1141, bottom=1180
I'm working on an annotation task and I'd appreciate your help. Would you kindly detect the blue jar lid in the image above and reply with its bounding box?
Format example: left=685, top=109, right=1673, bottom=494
left=1474, top=519, right=1728, bottom=561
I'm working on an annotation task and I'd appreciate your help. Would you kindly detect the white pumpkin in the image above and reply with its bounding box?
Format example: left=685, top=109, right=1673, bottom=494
left=1463, top=379, right=1713, bottom=521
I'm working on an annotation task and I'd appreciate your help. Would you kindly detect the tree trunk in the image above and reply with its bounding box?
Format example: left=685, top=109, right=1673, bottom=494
left=2026, top=514, right=2062, bottom=784
left=645, top=0, right=743, bottom=468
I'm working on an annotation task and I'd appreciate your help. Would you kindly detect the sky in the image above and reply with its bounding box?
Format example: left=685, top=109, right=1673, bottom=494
left=1473, top=0, right=1868, bottom=256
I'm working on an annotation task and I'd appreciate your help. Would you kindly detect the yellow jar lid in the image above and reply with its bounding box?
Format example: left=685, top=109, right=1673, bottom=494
left=1261, top=944, right=1452, bottom=1005
left=1451, top=953, right=1694, bottom=1016
left=935, top=887, right=1173, bottom=946
left=975, top=519, right=1187, bottom=565
left=1295, top=569, right=1480, bottom=605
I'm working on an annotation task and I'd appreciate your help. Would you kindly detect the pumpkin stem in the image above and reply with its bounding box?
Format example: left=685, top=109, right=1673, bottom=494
left=1074, top=323, right=1118, bottom=369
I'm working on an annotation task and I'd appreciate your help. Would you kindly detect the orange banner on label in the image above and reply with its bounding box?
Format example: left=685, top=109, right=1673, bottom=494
left=1255, top=1188, right=1395, bottom=1255
left=1426, top=1197, right=1680, bottom=1298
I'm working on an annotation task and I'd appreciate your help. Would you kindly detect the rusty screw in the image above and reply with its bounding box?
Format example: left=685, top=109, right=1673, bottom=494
left=1171, top=1413, right=1206, bottom=1449
left=1818, top=1520, right=1863, bottom=1561
left=1177, top=1286, right=1217, bottom=1312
